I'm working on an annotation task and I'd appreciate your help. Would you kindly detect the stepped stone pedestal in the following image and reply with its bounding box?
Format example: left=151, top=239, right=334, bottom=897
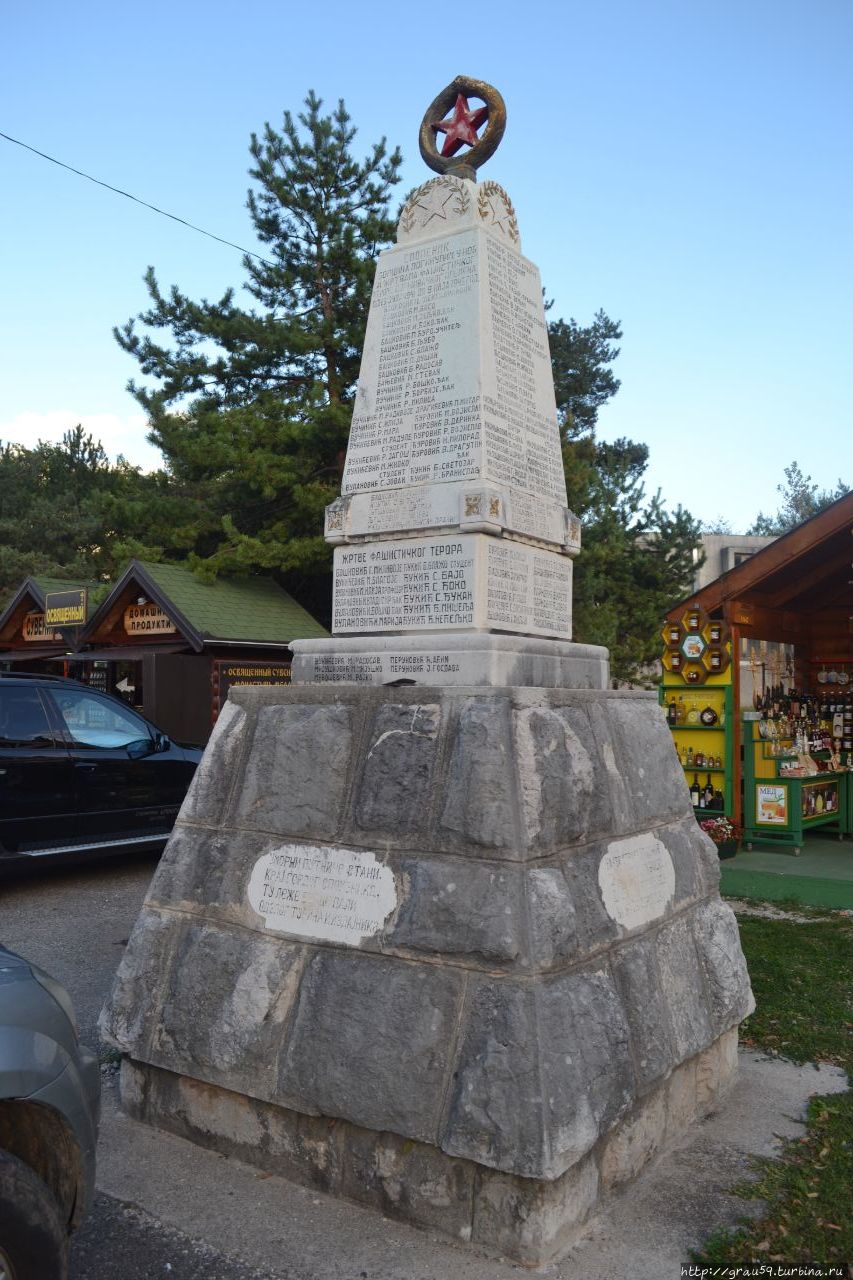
left=102, top=683, right=753, bottom=1263
left=102, top=89, right=753, bottom=1264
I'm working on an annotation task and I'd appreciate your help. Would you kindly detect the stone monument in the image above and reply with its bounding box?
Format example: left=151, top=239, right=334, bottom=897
left=102, top=77, right=754, bottom=1264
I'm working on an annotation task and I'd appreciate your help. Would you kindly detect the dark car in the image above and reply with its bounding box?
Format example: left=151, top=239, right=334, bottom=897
left=0, top=945, right=100, bottom=1279
left=0, top=674, right=202, bottom=868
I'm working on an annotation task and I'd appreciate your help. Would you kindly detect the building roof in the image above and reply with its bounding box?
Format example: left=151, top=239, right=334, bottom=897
left=0, top=575, right=98, bottom=644
left=667, top=491, right=853, bottom=627
left=81, top=560, right=328, bottom=650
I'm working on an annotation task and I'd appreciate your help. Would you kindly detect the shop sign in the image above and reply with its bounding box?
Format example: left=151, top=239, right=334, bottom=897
left=45, top=588, right=87, bottom=627
left=756, top=783, right=788, bottom=826
left=21, top=611, right=63, bottom=643
left=215, top=661, right=291, bottom=705
left=124, top=603, right=177, bottom=635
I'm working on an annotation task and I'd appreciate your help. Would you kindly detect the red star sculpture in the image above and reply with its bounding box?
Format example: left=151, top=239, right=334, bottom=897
left=432, top=93, right=489, bottom=158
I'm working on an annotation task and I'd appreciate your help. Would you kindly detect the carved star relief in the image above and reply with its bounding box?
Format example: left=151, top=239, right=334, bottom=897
left=432, top=93, right=489, bottom=157
left=480, top=190, right=512, bottom=234
left=411, top=183, right=459, bottom=226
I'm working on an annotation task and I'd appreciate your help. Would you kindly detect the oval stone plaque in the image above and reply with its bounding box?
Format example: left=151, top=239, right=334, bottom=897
left=598, top=834, right=675, bottom=931
left=247, top=844, right=397, bottom=946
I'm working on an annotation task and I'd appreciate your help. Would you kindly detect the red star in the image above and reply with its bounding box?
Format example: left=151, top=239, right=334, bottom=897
left=432, top=93, right=489, bottom=158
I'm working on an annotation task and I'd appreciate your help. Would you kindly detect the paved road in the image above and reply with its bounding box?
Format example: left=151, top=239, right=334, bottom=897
left=0, top=854, right=288, bottom=1280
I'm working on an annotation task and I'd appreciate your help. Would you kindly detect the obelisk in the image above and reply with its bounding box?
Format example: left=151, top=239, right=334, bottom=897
left=102, top=78, right=754, bottom=1265
left=290, top=75, right=606, bottom=689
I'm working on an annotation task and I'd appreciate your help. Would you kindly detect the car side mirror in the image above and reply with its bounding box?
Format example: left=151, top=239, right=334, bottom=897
left=155, top=732, right=171, bottom=753
left=126, top=737, right=156, bottom=760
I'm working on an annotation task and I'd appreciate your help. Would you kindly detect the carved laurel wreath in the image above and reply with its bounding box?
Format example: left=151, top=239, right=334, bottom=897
left=477, top=180, right=520, bottom=243
left=399, top=176, right=472, bottom=234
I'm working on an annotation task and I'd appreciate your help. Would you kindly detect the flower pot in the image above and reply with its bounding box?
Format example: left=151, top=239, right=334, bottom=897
left=715, top=839, right=738, bottom=860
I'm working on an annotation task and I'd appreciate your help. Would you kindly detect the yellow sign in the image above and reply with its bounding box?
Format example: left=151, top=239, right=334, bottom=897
left=124, top=603, right=177, bottom=636
left=45, top=588, right=87, bottom=626
left=22, top=611, right=63, bottom=643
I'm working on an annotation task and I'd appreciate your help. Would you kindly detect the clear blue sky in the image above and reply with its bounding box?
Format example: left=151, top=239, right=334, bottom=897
left=2, top=0, right=850, bottom=531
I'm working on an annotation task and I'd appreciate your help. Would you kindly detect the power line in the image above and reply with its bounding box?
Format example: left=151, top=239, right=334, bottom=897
left=0, top=129, right=275, bottom=266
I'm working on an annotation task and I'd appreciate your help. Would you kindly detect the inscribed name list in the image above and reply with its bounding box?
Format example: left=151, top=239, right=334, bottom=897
left=333, top=533, right=572, bottom=638
left=247, top=844, right=396, bottom=946
left=342, top=227, right=567, bottom=508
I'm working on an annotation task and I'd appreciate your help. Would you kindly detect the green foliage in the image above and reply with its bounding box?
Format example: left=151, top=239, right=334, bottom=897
left=0, top=426, right=162, bottom=599
left=549, top=309, right=622, bottom=439
left=114, top=91, right=402, bottom=609
left=748, top=461, right=849, bottom=535
left=691, top=911, right=853, bottom=1268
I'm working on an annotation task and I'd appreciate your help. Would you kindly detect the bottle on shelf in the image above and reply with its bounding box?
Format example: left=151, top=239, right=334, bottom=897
left=667, top=696, right=677, bottom=726
left=686, top=746, right=694, bottom=767
left=704, top=774, right=714, bottom=806
left=690, top=774, right=700, bottom=807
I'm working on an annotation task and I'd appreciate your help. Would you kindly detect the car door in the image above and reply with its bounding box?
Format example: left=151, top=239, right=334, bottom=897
left=45, top=685, right=172, bottom=844
left=0, top=684, right=74, bottom=855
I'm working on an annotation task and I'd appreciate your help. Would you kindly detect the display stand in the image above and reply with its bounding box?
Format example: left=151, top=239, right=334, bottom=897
left=741, top=718, right=849, bottom=853
left=659, top=605, right=735, bottom=820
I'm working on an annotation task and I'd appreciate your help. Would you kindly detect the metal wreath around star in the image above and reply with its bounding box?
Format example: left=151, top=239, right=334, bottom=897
left=419, top=76, right=507, bottom=180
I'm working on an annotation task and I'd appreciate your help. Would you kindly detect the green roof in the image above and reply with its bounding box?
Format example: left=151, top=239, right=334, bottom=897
left=137, top=561, right=328, bottom=644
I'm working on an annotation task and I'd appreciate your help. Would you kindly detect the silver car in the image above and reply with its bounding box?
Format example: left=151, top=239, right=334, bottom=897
left=0, top=945, right=100, bottom=1279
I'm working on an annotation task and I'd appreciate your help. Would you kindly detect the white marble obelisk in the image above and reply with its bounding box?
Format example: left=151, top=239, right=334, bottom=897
left=292, top=174, right=607, bottom=688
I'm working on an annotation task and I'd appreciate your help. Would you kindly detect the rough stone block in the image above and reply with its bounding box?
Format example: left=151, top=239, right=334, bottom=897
left=437, top=697, right=520, bottom=856
left=605, top=698, right=691, bottom=826
left=352, top=701, right=441, bottom=839
left=599, top=1087, right=667, bottom=1189
left=577, top=699, right=635, bottom=835
left=514, top=706, right=597, bottom=851
left=388, top=857, right=522, bottom=964
left=525, top=867, right=580, bottom=970
left=696, top=1029, right=739, bottom=1112
left=441, top=979, right=566, bottom=1176
left=99, top=908, right=176, bottom=1056
left=231, top=704, right=354, bottom=838
left=545, top=965, right=634, bottom=1140
left=693, top=900, right=756, bottom=1033
left=153, top=921, right=305, bottom=1101
left=560, top=843, right=620, bottom=956
left=657, top=817, right=702, bottom=906
left=611, top=936, right=674, bottom=1089
left=342, top=1125, right=475, bottom=1241
left=443, top=965, right=634, bottom=1179
left=665, top=1054, right=697, bottom=1139
left=472, top=1155, right=599, bottom=1263
left=281, top=950, right=463, bottom=1143
left=178, top=700, right=248, bottom=827
left=656, top=916, right=714, bottom=1064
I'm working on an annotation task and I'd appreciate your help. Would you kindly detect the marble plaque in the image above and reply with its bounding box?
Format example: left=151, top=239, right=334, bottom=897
left=247, top=844, right=396, bottom=946
left=332, top=533, right=571, bottom=639
left=332, top=481, right=572, bottom=551
left=597, top=835, right=676, bottom=931
left=341, top=227, right=567, bottom=510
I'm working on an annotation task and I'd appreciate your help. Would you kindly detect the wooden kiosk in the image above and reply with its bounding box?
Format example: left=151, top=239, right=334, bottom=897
left=662, top=492, right=853, bottom=849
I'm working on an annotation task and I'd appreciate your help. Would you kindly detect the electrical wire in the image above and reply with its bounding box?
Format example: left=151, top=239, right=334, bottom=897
left=0, top=129, right=275, bottom=266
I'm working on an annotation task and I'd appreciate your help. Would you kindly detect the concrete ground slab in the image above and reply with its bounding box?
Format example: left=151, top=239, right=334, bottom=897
left=94, top=1052, right=847, bottom=1279
left=721, top=833, right=853, bottom=909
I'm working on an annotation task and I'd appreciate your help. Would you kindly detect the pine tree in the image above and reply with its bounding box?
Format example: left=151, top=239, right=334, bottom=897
left=115, top=92, right=402, bottom=613
left=747, top=461, right=849, bottom=535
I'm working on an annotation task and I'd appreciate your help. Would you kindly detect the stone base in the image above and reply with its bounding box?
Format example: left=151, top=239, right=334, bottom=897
left=119, top=1029, right=738, bottom=1265
left=289, top=633, right=609, bottom=689
left=101, top=683, right=754, bottom=1266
